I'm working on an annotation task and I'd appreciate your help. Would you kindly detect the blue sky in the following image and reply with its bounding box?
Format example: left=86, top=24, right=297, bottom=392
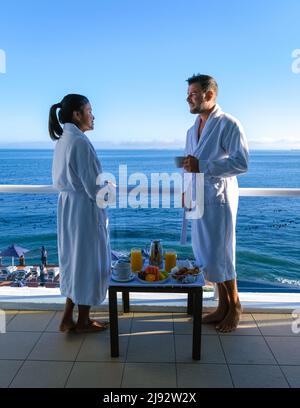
left=0, top=0, right=300, bottom=149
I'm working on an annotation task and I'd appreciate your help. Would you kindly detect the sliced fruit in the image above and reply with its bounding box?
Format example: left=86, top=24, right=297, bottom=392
left=145, top=273, right=156, bottom=282
left=145, top=265, right=159, bottom=280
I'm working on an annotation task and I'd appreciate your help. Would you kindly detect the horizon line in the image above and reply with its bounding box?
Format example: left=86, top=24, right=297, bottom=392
left=0, top=147, right=299, bottom=152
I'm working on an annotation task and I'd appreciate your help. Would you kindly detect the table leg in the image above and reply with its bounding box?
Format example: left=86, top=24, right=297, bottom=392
left=122, top=290, right=130, bottom=313
left=192, top=288, right=202, bottom=360
left=109, top=287, right=119, bottom=357
left=187, top=291, right=193, bottom=315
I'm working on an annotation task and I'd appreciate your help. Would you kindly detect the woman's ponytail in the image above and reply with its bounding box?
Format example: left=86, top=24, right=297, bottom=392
left=48, top=103, right=63, bottom=141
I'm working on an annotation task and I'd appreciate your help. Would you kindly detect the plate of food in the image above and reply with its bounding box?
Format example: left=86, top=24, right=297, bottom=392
left=137, top=265, right=169, bottom=284
left=171, top=266, right=200, bottom=283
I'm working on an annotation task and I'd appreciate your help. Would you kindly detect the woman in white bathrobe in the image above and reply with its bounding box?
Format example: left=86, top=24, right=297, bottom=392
left=49, top=94, right=111, bottom=333
left=183, top=75, right=249, bottom=333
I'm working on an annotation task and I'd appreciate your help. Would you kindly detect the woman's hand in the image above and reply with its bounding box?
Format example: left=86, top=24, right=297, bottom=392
left=183, top=155, right=200, bottom=173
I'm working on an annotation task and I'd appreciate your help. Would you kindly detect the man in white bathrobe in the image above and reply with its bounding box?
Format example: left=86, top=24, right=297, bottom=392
left=183, top=74, right=249, bottom=332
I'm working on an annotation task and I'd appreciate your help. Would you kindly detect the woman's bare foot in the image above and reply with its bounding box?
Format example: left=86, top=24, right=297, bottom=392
left=75, top=319, right=109, bottom=334
left=216, top=303, right=242, bottom=332
left=59, top=319, right=76, bottom=332
left=202, top=307, right=229, bottom=324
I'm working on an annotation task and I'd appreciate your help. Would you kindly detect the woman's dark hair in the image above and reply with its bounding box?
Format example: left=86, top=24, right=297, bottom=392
left=48, top=94, right=89, bottom=141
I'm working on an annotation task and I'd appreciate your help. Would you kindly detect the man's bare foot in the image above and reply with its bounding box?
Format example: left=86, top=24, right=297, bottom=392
left=59, top=319, right=76, bottom=332
left=75, top=319, right=109, bottom=334
left=216, top=304, right=242, bottom=333
left=202, top=307, right=229, bottom=324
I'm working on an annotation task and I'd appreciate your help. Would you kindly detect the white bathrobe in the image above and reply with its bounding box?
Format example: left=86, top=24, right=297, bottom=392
left=52, top=123, right=111, bottom=305
left=184, top=104, right=249, bottom=283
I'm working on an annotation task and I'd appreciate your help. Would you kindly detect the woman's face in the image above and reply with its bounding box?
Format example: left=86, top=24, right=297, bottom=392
left=73, top=102, right=95, bottom=132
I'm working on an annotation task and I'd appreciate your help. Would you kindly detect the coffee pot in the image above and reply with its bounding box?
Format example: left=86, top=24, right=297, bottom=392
left=149, top=239, right=163, bottom=268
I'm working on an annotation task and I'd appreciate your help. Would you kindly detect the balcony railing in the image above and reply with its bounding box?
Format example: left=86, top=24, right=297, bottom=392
left=0, top=185, right=300, bottom=196
left=0, top=184, right=299, bottom=302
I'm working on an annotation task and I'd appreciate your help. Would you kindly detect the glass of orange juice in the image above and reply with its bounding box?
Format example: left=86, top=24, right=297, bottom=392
left=130, top=248, right=143, bottom=272
left=164, top=250, right=177, bottom=273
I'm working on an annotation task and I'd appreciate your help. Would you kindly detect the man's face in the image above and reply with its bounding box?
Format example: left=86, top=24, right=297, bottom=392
left=186, top=83, right=210, bottom=114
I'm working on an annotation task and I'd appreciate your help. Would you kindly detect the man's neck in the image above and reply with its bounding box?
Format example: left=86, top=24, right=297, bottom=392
left=199, top=104, right=216, bottom=123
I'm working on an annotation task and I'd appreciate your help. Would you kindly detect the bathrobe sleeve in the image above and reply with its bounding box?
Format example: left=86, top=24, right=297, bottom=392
left=70, top=138, right=101, bottom=202
left=198, top=121, right=249, bottom=178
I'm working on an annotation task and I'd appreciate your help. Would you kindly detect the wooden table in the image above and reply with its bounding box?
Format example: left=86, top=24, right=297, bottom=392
left=108, top=274, right=205, bottom=360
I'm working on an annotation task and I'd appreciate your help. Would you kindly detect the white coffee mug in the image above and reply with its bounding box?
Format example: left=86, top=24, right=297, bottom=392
left=114, top=260, right=131, bottom=279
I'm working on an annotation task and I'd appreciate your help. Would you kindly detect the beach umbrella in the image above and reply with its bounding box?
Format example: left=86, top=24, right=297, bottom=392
left=0, top=244, right=30, bottom=267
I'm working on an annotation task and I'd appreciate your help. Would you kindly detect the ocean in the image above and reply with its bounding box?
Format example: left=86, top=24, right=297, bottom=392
left=0, top=149, right=299, bottom=290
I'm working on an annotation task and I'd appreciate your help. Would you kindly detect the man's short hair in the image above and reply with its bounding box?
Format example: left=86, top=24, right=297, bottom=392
left=186, top=74, right=218, bottom=95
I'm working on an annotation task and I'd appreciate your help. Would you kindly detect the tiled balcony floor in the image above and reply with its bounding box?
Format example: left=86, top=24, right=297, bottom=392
left=0, top=310, right=299, bottom=388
